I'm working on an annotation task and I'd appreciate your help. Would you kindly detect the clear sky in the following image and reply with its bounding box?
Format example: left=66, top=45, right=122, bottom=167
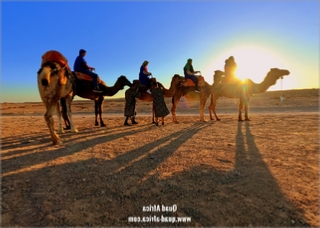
left=1, top=0, right=319, bottom=103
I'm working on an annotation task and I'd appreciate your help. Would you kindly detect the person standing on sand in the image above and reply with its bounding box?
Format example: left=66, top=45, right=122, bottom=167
left=124, top=83, right=141, bottom=126
left=150, top=81, right=170, bottom=126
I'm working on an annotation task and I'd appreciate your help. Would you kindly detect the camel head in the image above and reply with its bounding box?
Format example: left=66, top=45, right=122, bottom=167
left=269, top=68, right=290, bottom=79
left=117, top=75, right=132, bottom=89
left=213, top=70, right=225, bottom=84
left=172, top=74, right=186, bottom=87
left=251, top=68, right=290, bottom=94
left=132, top=79, right=142, bottom=87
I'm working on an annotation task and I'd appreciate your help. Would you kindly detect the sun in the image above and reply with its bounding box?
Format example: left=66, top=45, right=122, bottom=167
left=230, top=46, right=285, bottom=82
left=202, top=45, right=289, bottom=90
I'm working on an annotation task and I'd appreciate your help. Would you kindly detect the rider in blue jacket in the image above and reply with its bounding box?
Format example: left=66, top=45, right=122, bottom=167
left=74, top=49, right=102, bottom=93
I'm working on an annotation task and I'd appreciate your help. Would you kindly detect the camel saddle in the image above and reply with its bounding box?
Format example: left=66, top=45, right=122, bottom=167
left=73, top=71, right=103, bottom=84
left=41, top=50, right=71, bottom=71
left=184, top=75, right=206, bottom=87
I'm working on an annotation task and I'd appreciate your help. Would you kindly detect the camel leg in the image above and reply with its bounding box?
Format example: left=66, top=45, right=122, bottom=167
left=212, top=98, right=220, bottom=121
left=208, top=95, right=220, bottom=121
left=44, top=101, right=62, bottom=145
left=65, top=95, right=78, bottom=132
left=61, top=98, right=71, bottom=130
left=94, top=100, right=99, bottom=126
left=214, top=96, right=220, bottom=121
left=244, top=100, right=251, bottom=121
left=238, top=99, right=244, bottom=121
left=56, top=102, right=64, bottom=134
left=171, top=92, right=184, bottom=123
left=171, top=96, right=180, bottom=123
left=208, top=95, right=214, bottom=120
left=152, top=103, right=156, bottom=124
left=208, top=105, right=213, bottom=120
left=199, top=96, right=207, bottom=122
left=98, top=96, right=106, bottom=127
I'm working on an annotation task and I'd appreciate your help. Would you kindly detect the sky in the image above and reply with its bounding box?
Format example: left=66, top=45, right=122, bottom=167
left=1, top=0, right=319, bottom=103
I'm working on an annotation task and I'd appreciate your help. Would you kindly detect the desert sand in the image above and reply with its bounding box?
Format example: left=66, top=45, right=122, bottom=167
left=1, top=88, right=319, bottom=226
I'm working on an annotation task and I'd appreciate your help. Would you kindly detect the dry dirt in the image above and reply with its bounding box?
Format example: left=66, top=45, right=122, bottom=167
left=1, top=89, right=319, bottom=227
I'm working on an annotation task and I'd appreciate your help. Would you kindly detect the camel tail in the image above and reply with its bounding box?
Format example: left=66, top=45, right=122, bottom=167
left=37, top=66, right=51, bottom=87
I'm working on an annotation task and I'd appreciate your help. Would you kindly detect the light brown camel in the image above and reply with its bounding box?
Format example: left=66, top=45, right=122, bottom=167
left=37, top=61, right=78, bottom=145
left=208, top=68, right=290, bottom=121
left=133, top=74, right=186, bottom=123
left=171, top=75, right=217, bottom=123
left=62, top=74, right=132, bottom=127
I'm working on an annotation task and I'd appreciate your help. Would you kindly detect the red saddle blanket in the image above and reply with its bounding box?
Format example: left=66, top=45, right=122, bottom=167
left=74, top=72, right=103, bottom=84
left=41, top=50, right=70, bottom=70
left=184, top=76, right=205, bottom=87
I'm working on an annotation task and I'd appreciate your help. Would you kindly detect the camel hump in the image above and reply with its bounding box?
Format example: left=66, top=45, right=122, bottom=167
left=41, top=50, right=69, bottom=69
left=73, top=71, right=104, bottom=85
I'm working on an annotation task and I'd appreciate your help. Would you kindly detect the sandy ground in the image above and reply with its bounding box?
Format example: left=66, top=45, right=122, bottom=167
left=1, top=89, right=319, bottom=227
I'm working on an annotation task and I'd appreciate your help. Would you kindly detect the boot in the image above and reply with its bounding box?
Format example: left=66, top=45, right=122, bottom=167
left=132, top=113, right=138, bottom=124
left=194, top=82, right=201, bottom=93
left=93, top=85, right=102, bottom=93
left=124, top=117, right=130, bottom=126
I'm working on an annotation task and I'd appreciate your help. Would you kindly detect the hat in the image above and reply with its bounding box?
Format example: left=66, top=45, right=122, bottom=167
left=79, top=49, right=86, bottom=55
left=187, top=58, right=192, bottom=63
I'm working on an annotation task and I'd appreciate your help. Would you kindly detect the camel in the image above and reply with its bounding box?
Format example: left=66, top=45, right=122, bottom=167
left=208, top=68, right=290, bottom=121
left=37, top=60, right=78, bottom=145
left=171, top=74, right=218, bottom=123
left=62, top=73, right=132, bottom=127
left=132, top=74, right=186, bottom=123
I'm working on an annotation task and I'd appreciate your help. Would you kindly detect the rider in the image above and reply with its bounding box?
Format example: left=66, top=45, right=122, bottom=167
left=222, top=56, right=238, bottom=84
left=139, top=60, right=153, bottom=94
left=73, top=49, right=102, bottom=93
left=183, top=58, right=201, bottom=93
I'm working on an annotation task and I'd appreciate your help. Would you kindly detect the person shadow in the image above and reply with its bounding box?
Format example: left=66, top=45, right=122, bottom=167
left=1, top=122, right=310, bottom=226
left=230, top=121, right=308, bottom=226
left=131, top=121, right=309, bottom=226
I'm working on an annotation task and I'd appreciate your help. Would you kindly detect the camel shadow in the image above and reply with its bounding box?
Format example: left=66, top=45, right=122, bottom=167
left=121, top=121, right=307, bottom=226
left=1, top=118, right=158, bottom=159
left=1, top=122, right=209, bottom=226
left=1, top=123, right=157, bottom=174
left=1, top=122, right=309, bottom=226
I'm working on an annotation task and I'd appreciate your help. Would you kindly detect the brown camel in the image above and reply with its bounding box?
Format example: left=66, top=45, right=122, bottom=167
left=208, top=68, right=290, bottom=121
left=133, top=74, right=186, bottom=123
left=62, top=74, right=132, bottom=127
left=171, top=75, right=217, bottom=123
left=37, top=61, right=78, bottom=145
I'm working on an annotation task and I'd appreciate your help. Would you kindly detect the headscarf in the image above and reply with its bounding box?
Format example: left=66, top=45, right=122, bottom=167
left=142, top=60, right=149, bottom=66
left=184, top=58, right=194, bottom=72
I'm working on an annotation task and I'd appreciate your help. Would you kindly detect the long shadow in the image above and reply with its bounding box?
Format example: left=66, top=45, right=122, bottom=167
left=1, top=123, right=153, bottom=158
left=1, top=123, right=208, bottom=226
left=229, top=122, right=308, bottom=226
left=1, top=124, right=154, bottom=174
left=1, top=121, right=151, bottom=151
left=1, top=122, right=310, bottom=226
left=123, top=122, right=309, bottom=226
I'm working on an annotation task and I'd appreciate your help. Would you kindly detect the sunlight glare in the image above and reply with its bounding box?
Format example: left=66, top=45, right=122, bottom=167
left=203, top=45, right=289, bottom=89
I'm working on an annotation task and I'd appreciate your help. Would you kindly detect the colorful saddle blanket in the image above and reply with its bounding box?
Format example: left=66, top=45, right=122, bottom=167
left=184, top=76, right=205, bottom=87
left=41, top=50, right=70, bottom=70
left=73, top=72, right=103, bottom=84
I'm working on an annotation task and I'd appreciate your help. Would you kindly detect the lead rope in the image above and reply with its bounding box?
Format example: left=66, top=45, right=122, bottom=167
left=280, top=76, right=284, bottom=102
